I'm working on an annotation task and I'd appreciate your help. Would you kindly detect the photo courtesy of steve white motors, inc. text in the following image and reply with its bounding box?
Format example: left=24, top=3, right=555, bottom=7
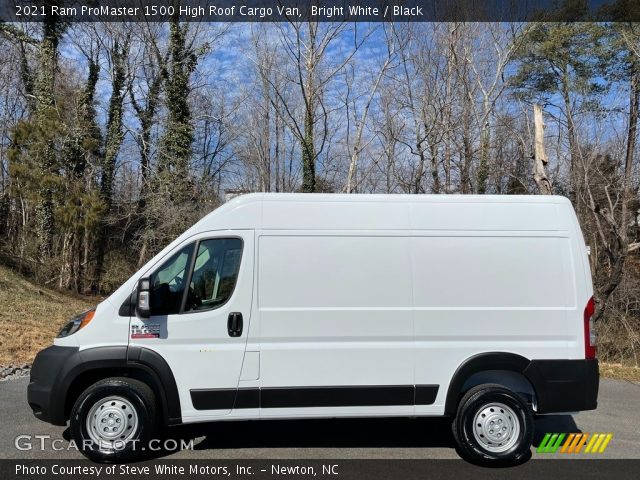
left=14, top=463, right=337, bottom=477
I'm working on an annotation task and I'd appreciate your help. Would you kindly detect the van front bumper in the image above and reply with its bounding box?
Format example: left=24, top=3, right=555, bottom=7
left=27, top=345, right=79, bottom=426
left=524, top=359, right=599, bottom=414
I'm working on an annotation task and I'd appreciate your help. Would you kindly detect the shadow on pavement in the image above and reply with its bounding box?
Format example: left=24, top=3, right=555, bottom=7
left=63, top=413, right=580, bottom=459
left=532, top=415, right=580, bottom=447
left=169, top=417, right=456, bottom=452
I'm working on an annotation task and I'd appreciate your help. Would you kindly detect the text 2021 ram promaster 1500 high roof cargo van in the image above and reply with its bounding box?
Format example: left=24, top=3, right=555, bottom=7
left=28, top=194, right=598, bottom=464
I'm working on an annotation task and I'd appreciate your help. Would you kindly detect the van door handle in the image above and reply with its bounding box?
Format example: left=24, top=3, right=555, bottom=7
left=228, top=312, right=243, bottom=337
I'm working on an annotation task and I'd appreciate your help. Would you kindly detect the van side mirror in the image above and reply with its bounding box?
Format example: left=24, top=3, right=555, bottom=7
left=136, top=278, right=151, bottom=318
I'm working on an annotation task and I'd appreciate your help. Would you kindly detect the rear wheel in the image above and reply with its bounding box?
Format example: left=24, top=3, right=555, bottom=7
left=70, top=377, right=156, bottom=462
left=452, top=383, right=533, bottom=466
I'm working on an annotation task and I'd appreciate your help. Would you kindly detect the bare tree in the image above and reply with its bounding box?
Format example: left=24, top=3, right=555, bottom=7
left=270, top=21, right=367, bottom=192
left=343, top=24, right=397, bottom=193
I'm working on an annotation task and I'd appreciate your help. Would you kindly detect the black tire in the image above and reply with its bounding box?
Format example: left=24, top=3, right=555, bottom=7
left=70, top=377, right=156, bottom=462
left=452, top=383, right=533, bottom=466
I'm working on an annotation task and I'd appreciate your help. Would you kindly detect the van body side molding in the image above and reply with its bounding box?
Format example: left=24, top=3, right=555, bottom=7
left=190, top=384, right=439, bottom=410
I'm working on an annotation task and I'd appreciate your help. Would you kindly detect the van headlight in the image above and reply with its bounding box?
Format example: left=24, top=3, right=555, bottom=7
left=57, top=309, right=96, bottom=338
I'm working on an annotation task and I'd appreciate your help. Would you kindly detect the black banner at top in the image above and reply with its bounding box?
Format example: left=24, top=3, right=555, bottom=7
left=0, top=0, right=638, bottom=22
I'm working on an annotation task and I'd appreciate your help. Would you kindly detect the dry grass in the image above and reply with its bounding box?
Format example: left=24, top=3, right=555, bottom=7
left=0, top=265, right=94, bottom=364
left=599, top=362, right=640, bottom=382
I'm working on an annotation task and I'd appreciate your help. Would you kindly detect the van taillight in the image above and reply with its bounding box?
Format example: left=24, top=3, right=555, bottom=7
left=584, top=296, right=596, bottom=359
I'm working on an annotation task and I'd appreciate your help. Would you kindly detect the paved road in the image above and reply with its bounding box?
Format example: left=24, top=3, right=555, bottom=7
left=1, top=376, right=639, bottom=460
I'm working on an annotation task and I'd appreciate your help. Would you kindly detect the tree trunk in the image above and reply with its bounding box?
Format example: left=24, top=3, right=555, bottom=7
left=476, top=97, right=491, bottom=194
left=561, top=71, right=580, bottom=201
left=132, top=71, right=162, bottom=269
left=34, top=14, right=63, bottom=261
left=302, top=103, right=316, bottom=192
left=532, top=104, right=552, bottom=195
left=429, top=142, right=440, bottom=194
left=621, top=60, right=639, bottom=248
left=158, top=10, right=196, bottom=204
left=94, top=40, right=128, bottom=291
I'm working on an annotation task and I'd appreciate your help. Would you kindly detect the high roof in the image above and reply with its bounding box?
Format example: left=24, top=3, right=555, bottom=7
left=108, top=193, right=574, bottom=306
left=190, top=193, right=573, bottom=233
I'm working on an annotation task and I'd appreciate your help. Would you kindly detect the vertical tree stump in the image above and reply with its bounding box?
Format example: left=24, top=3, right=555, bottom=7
left=533, top=104, right=553, bottom=195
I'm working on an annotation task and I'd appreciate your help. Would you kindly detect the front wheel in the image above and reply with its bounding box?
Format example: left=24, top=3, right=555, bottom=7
left=452, top=383, right=533, bottom=466
left=70, top=377, right=156, bottom=462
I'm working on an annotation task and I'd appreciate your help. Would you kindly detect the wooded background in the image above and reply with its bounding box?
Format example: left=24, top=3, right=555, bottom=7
left=0, top=15, right=639, bottom=364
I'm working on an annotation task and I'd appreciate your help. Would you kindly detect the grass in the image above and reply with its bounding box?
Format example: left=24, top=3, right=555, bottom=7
left=1, top=263, right=640, bottom=383
left=0, top=265, right=94, bottom=364
left=599, top=362, right=640, bottom=382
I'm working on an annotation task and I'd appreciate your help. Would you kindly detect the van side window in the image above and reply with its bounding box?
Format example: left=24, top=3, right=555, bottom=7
left=150, top=243, right=194, bottom=315
left=185, top=238, right=243, bottom=312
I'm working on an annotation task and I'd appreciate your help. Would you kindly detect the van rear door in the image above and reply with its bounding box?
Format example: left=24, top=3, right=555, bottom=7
left=128, top=230, right=254, bottom=419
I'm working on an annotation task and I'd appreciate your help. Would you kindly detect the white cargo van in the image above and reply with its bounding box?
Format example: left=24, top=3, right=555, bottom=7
left=28, top=194, right=598, bottom=464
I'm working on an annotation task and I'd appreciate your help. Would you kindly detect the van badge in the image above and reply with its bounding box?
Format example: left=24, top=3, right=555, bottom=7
left=130, top=324, right=160, bottom=339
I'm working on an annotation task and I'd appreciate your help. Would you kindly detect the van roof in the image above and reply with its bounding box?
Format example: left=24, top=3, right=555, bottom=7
left=189, top=193, right=573, bottom=233
left=225, top=192, right=570, bottom=203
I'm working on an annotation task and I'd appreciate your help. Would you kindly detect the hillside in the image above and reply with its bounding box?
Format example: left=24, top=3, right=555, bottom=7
left=0, top=265, right=94, bottom=364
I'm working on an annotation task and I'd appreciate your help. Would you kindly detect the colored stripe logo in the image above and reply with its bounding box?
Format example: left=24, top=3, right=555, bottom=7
left=537, top=433, right=613, bottom=454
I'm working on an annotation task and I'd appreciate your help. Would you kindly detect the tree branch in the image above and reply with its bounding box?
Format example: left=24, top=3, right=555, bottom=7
left=0, top=22, right=38, bottom=45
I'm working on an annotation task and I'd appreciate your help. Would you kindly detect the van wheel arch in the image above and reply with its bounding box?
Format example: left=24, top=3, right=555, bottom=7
left=65, top=366, right=165, bottom=423
left=445, top=353, right=537, bottom=416
left=63, top=347, right=181, bottom=426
